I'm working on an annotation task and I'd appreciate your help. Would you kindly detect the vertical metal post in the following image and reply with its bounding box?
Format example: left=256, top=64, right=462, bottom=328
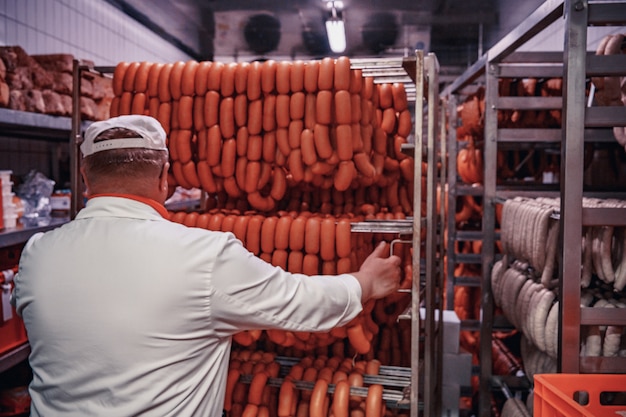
left=479, top=62, right=498, bottom=417
left=424, top=53, right=440, bottom=417
left=559, top=0, right=587, bottom=373
left=446, top=96, right=458, bottom=311
left=411, top=49, right=424, bottom=417
left=70, top=60, right=83, bottom=219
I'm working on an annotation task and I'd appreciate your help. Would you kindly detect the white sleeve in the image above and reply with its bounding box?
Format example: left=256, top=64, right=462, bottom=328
left=209, top=233, right=363, bottom=336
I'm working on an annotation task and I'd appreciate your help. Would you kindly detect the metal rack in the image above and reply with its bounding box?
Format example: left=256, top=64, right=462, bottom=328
left=349, top=50, right=445, bottom=417
left=443, top=0, right=626, bottom=415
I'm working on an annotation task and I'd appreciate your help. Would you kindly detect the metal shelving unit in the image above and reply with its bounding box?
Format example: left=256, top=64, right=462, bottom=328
left=443, top=0, right=626, bottom=415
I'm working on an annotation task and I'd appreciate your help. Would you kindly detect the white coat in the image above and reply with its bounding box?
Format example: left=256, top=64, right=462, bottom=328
left=13, top=196, right=363, bottom=416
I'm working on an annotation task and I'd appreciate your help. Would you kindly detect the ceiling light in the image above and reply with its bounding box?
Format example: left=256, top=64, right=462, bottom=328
left=325, top=1, right=346, bottom=53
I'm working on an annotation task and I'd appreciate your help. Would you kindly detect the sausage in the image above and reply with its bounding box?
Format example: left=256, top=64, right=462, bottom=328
left=234, top=62, right=249, bottom=95
left=396, top=109, right=412, bottom=137
left=181, top=60, right=199, bottom=96
left=241, top=215, right=262, bottom=255
left=170, top=100, right=180, bottom=130
left=276, top=94, right=291, bottom=128
left=347, top=323, right=371, bottom=355
left=262, top=94, right=277, bottom=132
left=245, top=161, right=261, bottom=193
left=336, top=124, right=353, bottom=161
left=176, top=129, right=193, bottom=164
left=289, top=216, right=307, bottom=251
left=248, top=99, right=263, bottom=135
left=122, top=61, right=140, bottom=92
left=378, top=83, right=393, bottom=109
left=380, top=108, right=397, bottom=134
left=290, top=92, right=305, bottom=120
left=206, top=125, right=222, bottom=166
left=194, top=61, right=212, bottom=96
left=304, top=93, right=317, bottom=129
left=178, top=96, right=193, bottom=130
left=290, top=60, right=305, bottom=92
left=241, top=404, right=258, bottom=417
left=131, top=92, right=146, bottom=115
left=334, top=90, right=352, bottom=125
left=365, top=384, right=383, bottom=417
left=261, top=216, right=278, bottom=253
left=247, top=61, right=262, bottom=101
left=223, top=368, right=241, bottom=412
left=334, top=56, right=351, bottom=91
left=234, top=94, right=248, bottom=127
left=249, top=190, right=276, bottom=212
left=272, top=249, right=288, bottom=269
left=313, top=124, right=333, bottom=159
left=336, top=218, right=352, bottom=259
left=247, top=371, right=268, bottom=406
left=236, top=126, right=249, bottom=157
left=113, top=61, right=129, bottom=96
left=220, top=97, right=235, bottom=139
left=232, top=214, right=249, bottom=244
left=276, top=128, right=291, bottom=157
left=172, top=161, right=192, bottom=189
left=318, top=57, right=335, bottom=91
left=119, top=92, right=132, bottom=115
left=261, top=60, right=277, bottom=94
left=373, top=128, right=388, bottom=155
left=288, top=120, right=303, bottom=150
left=332, top=380, right=350, bottom=417
left=235, top=156, right=248, bottom=190
left=197, top=161, right=219, bottom=194
left=270, top=167, right=287, bottom=200
left=334, top=161, right=355, bottom=192
left=300, top=129, right=317, bottom=166
left=246, top=135, right=263, bottom=161
left=392, top=82, right=408, bottom=112
left=304, top=60, right=320, bottom=93
left=305, top=216, right=321, bottom=254
left=193, top=96, right=205, bottom=132
left=349, top=68, right=362, bottom=94
left=221, top=62, right=237, bottom=97
left=337, top=257, right=352, bottom=274
left=204, top=90, right=220, bottom=127
left=310, top=379, right=329, bottom=417
left=221, top=138, right=237, bottom=178
left=316, top=90, right=333, bottom=125
left=133, top=61, right=153, bottom=93
left=262, top=131, right=276, bottom=163
left=320, top=218, right=336, bottom=262
left=277, top=380, right=296, bottom=417
left=169, top=61, right=186, bottom=100
left=287, top=250, right=304, bottom=273
left=157, top=102, right=171, bottom=134
left=288, top=149, right=305, bottom=183
left=275, top=215, right=293, bottom=250
left=223, top=176, right=242, bottom=198
left=362, top=75, right=374, bottom=100
left=276, top=61, right=291, bottom=94
left=109, top=96, right=120, bottom=118
left=207, top=61, right=224, bottom=91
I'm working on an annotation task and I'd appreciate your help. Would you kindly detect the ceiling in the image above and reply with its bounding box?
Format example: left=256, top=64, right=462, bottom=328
left=106, top=0, right=516, bottom=78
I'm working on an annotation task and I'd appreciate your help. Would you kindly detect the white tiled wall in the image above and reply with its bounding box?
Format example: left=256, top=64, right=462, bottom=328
left=0, top=0, right=193, bottom=65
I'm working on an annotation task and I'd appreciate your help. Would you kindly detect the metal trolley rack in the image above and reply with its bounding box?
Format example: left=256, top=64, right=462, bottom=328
left=442, top=0, right=626, bottom=415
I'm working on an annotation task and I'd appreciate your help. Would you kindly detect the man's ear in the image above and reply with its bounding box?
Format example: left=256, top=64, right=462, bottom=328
left=159, top=162, right=170, bottom=193
left=80, top=166, right=91, bottom=197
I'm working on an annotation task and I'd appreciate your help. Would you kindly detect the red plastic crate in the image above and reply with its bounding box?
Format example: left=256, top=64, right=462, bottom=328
left=534, top=373, right=626, bottom=417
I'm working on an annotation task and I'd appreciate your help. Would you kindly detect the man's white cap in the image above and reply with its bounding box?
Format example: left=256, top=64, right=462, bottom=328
left=81, top=115, right=168, bottom=156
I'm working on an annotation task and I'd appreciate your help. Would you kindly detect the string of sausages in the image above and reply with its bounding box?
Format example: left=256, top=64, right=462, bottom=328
left=225, top=350, right=394, bottom=417
left=109, top=57, right=416, bottom=215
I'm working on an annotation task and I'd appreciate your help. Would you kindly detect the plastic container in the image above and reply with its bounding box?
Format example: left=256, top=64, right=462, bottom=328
left=534, top=373, right=626, bottom=417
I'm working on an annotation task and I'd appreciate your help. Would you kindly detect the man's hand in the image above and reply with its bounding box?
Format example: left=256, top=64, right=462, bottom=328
left=351, top=241, right=402, bottom=303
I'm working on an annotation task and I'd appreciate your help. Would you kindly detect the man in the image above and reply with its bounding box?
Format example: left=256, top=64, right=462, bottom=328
left=12, top=115, right=402, bottom=416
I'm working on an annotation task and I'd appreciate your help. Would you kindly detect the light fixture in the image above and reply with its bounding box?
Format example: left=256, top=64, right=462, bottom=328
left=325, top=1, right=346, bottom=53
